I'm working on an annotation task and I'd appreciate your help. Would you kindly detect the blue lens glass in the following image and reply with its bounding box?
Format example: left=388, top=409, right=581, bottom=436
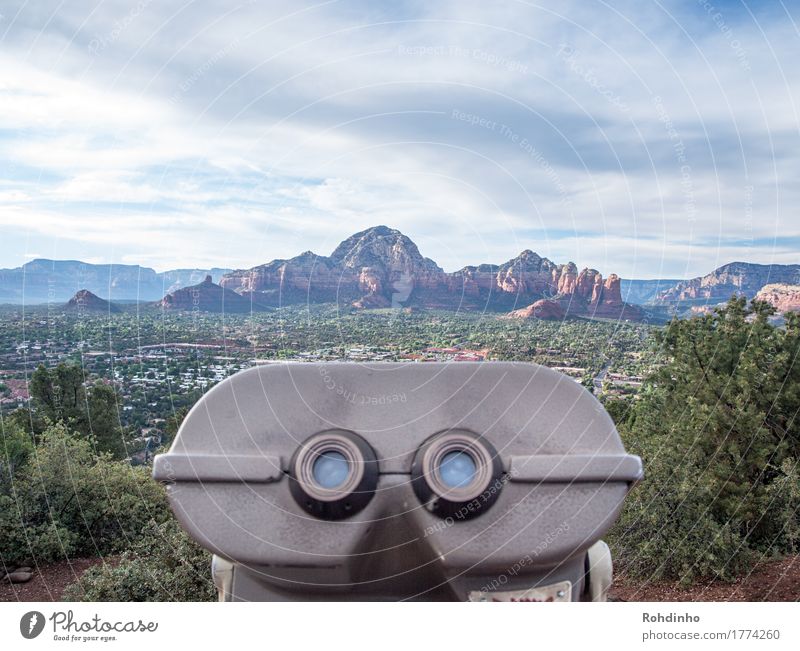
left=312, top=451, right=350, bottom=489
left=439, top=450, right=477, bottom=488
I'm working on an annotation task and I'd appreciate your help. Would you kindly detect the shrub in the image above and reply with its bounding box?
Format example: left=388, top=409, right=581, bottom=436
left=0, top=419, right=34, bottom=490
left=63, top=519, right=216, bottom=602
left=0, top=422, right=170, bottom=567
left=608, top=433, right=755, bottom=583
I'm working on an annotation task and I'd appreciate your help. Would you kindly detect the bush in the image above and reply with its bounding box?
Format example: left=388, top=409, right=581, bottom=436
left=608, top=431, right=755, bottom=583
left=608, top=299, right=800, bottom=583
left=0, top=419, right=34, bottom=490
left=63, top=519, right=216, bottom=602
left=0, top=422, right=170, bottom=567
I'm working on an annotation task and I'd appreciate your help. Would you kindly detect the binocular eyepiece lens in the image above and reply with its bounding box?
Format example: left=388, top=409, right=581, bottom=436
left=438, top=450, right=477, bottom=488
left=312, top=451, right=350, bottom=489
left=412, top=430, right=504, bottom=521
left=289, top=431, right=379, bottom=520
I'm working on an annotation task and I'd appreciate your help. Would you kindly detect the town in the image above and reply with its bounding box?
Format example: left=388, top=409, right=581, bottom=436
left=0, top=304, right=653, bottom=457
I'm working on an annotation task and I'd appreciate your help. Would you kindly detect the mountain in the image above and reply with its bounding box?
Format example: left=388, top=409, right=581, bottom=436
left=754, top=283, right=800, bottom=314
left=158, top=275, right=255, bottom=313
left=220, top=226, right=445, bottom=308
left=655, top=262, right=800, bottom=305
left=0, top=259, right=231, bottom=304
left=7, top=233, right=794, bottom=322
left=220, top=225, right=643, bottom=319
left=64, top=289, right=120, bottom=313
left=620, top=278, right=682, bottom=305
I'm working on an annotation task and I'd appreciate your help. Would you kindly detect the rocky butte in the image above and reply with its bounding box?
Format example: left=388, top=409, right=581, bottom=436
left=158, top=275, right=255, bottom=313
left=505, top=299, right=566, bottom=321
left=219, top=225, right=644, bottom=320
left=64, top=290, right=120, bottom=313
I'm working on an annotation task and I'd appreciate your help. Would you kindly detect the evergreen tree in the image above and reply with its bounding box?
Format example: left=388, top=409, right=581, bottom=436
left=29, top=364, right=126, bottom=458
left=611, top=297, right=800, bottom=582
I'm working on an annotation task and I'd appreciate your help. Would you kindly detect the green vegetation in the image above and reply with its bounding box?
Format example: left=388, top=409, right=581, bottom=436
left=2, top=299, right=799, bottom=598
left=0, top=422, right=169, bottom=567
left=609, top=298, right=800, bottom=583
left=63, top=519, right=215, bottom=602
left=1, top=416, right=214, bottom=602
left=28, top=363, right=126, bottom=457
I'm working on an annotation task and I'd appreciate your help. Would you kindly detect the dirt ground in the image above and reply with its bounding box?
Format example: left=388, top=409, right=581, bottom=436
left=2, top=555, right=799, bottom=601
left=0, top=558, right=103, bottom=602
left=610, top=555, right=800, bottom=602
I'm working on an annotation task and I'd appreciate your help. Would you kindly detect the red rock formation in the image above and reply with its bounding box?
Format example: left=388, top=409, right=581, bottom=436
left=572, top=268, right=604, bottom=304
left=358, top=267, right=383, bottom=294
left=221, top=252, right=344, bottom=299
left=755, top=283, right=800, bottom=313
left=218, top=226, right=643, bottom=320
left=506, top=299, right=566, bottom=320
left=557, top=262, right=578, bottom=295
left=592, top=274, right=642, bottom=319
left=602, top=274, right=623, bottom=305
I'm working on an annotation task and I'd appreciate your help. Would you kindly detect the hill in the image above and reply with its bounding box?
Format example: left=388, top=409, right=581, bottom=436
left=157, top=275, right=255, bottom=313
left=64, top=289, right=120, bottom=313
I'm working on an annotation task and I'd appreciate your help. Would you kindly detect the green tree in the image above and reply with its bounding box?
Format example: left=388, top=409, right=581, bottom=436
left=86, top=382, right=125, bottom=457
left=29, top=364, right=126, bottom=457
left=30, top=363, right=86, bottom=425
left=610, top=298, right=800, bottom=583
left=0, top=418, right=34, bottom=491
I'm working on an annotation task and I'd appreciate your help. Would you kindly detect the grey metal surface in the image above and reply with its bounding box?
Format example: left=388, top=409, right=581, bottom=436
left=153, top=453, right=282, bottom=482
left=509, top=454, right=642, bottom=483
left=154, top=361, right=641, bottom=601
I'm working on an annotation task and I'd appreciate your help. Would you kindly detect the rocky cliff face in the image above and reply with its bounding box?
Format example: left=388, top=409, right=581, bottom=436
left=754, top=283, right=800, bottom=314
left=159, top=275, right=254, bottom=313
left=657, top=262, right=800, bottom=304
left=508, top=272, right=642, bottom=321
left=64, top=289, right=120, bottom=313
left=220, top=225, right=643, bottom=319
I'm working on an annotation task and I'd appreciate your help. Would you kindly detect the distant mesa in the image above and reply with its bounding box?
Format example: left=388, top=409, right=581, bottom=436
left=0, top=259, right=231, bottom=304
left=65, top=289, right=120, bottom=313
left=619, top=277, right=682, bottom=305
left=158, top=275, right=254, bottom=313
left=754, top=283, right=800, bottom=314
left=656, top=262, right=800, bottom=305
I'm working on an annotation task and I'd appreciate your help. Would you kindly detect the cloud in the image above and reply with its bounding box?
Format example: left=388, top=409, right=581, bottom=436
left=0, top=0, right=797, bottom=278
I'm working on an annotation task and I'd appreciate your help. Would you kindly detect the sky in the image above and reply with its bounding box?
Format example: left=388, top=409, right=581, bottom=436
left=0, top=0, right=798, bottom=279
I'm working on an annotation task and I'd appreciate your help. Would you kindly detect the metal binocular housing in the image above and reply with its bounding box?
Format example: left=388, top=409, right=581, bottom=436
left=153, top=362, right=642, bottom=602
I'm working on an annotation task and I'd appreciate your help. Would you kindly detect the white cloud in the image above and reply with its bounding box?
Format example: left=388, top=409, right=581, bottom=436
left=0, top=0, right=797, bottom=277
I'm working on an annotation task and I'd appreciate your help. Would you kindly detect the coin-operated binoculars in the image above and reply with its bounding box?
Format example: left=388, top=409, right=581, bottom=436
left=153, top=362, right=642, bottom=602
